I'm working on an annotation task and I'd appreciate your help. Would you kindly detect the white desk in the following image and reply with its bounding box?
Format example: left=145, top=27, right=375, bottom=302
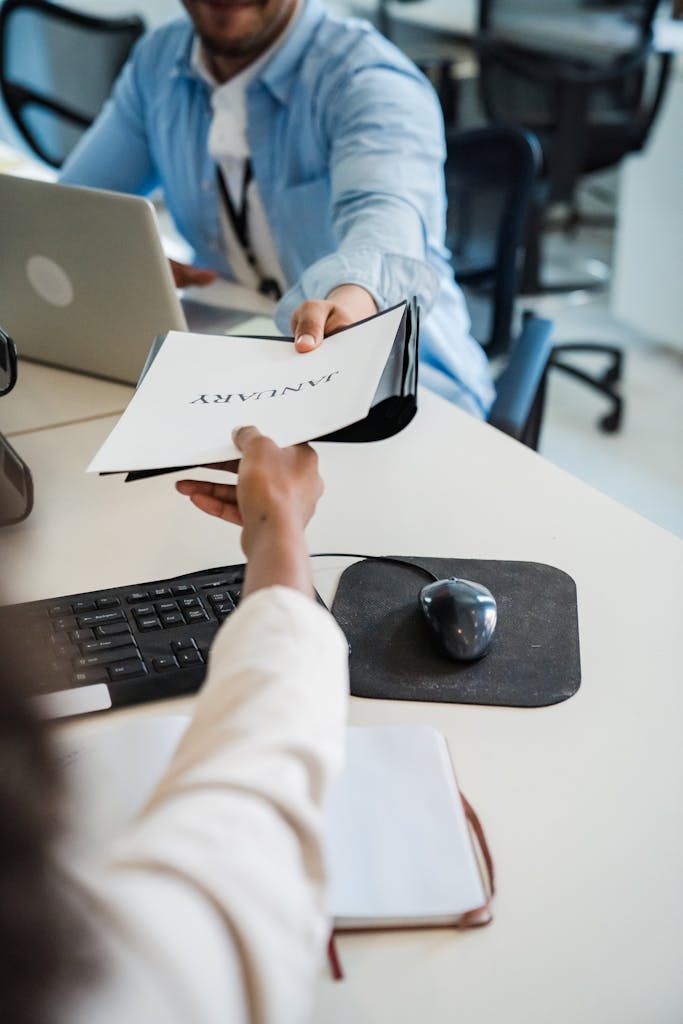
left=1, top=360, right=133, bottom=437
left=344, top=1, right=683, bottom=54
left=485, top=10, right=683, bottom=59
left=2, top=380, right=683, bottom=1022
left=348, top=0, right=476, bottom=37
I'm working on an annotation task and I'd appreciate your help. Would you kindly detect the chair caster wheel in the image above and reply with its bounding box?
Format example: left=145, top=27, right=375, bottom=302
left=599, top=409, right=621, bottom=433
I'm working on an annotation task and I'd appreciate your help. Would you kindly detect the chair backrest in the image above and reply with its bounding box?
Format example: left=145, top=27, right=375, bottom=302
left=0, top=0, right=144, bottom=167
left=476, top=0, right=670, bottom=204
left=477, top=1, right=664, bottom=146
left=445, top=126, right=540, bottom=358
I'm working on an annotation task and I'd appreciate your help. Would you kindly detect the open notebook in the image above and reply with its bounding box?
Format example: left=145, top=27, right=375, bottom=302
left=57, top=719, right=492, bottom=930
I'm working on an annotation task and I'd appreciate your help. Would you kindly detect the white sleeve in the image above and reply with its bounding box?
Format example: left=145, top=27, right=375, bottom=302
left=69, top=586, right=349, bottom=1024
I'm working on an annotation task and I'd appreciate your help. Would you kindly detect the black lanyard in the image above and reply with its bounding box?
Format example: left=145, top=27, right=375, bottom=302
left=216, top=161, right=282, bottom=301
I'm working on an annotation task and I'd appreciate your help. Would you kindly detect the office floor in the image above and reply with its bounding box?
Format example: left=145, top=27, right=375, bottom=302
left=523, top=212, right=683, bottom=539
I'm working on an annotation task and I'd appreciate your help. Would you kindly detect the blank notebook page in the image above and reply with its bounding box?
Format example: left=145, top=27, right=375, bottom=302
left=324, top=725, right=486, bottom=927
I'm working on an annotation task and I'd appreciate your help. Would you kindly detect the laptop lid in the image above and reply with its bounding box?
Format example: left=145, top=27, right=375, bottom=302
left=0, top=175, right=189, bottom=385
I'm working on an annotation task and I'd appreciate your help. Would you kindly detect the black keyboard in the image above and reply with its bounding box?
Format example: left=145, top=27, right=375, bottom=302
left=1, top=564, right=250, bottom=718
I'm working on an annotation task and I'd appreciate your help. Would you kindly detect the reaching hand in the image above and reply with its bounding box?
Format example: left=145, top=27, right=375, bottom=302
left=176, top=427, right=323, bottom=596
left=175, top=426, right=323, bottom=551
left=291, top=283, right=378, bottom=352
left=169, top=259, right=218, bottom=288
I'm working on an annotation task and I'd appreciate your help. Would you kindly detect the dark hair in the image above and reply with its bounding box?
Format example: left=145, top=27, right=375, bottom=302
left=0, top=651, right=94, bottom=1024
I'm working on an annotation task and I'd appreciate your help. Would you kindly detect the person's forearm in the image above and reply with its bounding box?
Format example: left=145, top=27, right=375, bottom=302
left=242, top=510, right=314, bottom=599
left=107, top=589, right=349, bottom=1024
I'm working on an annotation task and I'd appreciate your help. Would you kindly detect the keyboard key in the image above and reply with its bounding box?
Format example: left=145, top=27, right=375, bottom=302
left=153, top=655, right=179, bottom=672
left=228, top=587, right=241, bottom=604
left=161, top=612, right=184, bottom=628
left=207, top=591, right=234, bottom=606
left=155, top=600, right=179, bottom=615
left=73, top=666, right=109, bottom=685
left=138, top=617, right=162, bottom=631
left=126, top=591, right=150, bottom=604
left=96, top=597, right=120, bottom=609
left=179, top=596, right=202, bottom=610
left=172, top=584, right=196, bottom=596
left=184, top=608, right=208, bottom=624
left=77, top=609, right=124, bottom=628
left=178, top=649, right=204, bottom=667
left=53, top=615, right=77, bottom=632
left=214, top=602, right=234, bottom=618
left=72, top=600, right=96, bottom=614
left=72, top=627, right=96, bottom=642
left=108, top=658, right=147, bottom=681
left=150, top=586, right=172, bottom=598
left=79, top=635, right=136, bottom=654
left=132, top=604, right=155, bottom=618
left=74, top=645, right=138, bottom=668
left=48, top=602, right=71, bottom=617
left=171, top=638, right=197, bottom=652
left=96, top=622, right=132, bottom=637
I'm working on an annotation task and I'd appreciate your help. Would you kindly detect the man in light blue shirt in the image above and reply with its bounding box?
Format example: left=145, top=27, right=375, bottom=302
left=60, top=0, right=494, bottom=416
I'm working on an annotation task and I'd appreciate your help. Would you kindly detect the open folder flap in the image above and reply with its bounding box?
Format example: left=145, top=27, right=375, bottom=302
left=92, top=298, right=418, bottom=482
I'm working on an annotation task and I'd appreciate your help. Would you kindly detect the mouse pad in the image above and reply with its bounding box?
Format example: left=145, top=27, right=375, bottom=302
left=331, top=556, right=581, bottom=708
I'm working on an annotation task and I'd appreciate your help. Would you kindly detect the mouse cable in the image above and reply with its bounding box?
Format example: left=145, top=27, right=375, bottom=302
left=310, top=552, right=440, bottom=584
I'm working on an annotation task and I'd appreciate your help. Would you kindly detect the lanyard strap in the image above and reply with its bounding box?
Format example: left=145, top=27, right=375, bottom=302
left=216, top=161, right=282, bottom=301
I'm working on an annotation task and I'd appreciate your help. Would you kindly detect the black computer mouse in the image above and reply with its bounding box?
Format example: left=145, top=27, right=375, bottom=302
left=418, top=577, right=497, bottom=661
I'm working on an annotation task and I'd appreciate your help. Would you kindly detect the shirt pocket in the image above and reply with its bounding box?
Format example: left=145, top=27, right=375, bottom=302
left=274, top=174, right=336, bottom=275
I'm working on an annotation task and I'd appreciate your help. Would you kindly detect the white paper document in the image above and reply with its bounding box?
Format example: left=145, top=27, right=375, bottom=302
left=87, top=303, right=406, bottom=474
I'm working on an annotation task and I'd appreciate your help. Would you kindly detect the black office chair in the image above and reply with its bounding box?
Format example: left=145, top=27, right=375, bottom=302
left=477, top=0, right=672, bottom=295
left=0, top=0, right=144, bottom=168
left=472, top=1, right=671, bottom=431
left=445, top=126, right=554, bottom=449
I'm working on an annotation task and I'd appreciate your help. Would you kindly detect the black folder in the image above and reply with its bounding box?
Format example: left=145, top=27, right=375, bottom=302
left=123, top=298, right=419, bottom=482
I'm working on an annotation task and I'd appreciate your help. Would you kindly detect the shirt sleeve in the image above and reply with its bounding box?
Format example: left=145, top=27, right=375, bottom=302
left=59, top=35, right=158, bottom=195
left=275, top=64, right=444, bottom=329
left=70, top=586, right=349, bottom=1024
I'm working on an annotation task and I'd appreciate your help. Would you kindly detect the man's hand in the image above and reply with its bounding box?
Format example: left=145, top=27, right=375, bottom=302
left=175, top=427, right=323, bottom=596
left=291, top=283, right=378, bottom=353
left=169, top=258, right=218, bottom=288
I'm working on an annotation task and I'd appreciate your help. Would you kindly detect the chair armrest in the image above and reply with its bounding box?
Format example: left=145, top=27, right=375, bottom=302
left=488, top=313, right=553, bottom=443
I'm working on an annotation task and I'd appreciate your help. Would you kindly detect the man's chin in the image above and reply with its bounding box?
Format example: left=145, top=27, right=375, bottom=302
left=199, top=31, right=259, bottom=58
left=189, top=0, right=266, bottom=56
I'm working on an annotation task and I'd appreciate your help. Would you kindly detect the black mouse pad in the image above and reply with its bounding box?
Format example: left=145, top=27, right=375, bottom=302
left=331, top=556, right=581, bottom=708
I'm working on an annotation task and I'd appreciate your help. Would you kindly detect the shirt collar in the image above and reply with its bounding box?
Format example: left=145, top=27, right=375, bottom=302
left=257, top=0, right=325, bottom=104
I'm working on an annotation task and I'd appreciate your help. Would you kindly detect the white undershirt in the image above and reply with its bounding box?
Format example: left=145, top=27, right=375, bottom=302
left=192, top=5, right=303, bottom=294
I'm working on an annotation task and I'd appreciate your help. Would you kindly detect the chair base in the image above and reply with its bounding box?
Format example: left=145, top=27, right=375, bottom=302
left=550, top=343, right=624, bottom=433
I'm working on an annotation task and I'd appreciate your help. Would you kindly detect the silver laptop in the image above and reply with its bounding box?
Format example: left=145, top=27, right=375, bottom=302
left=0, top=175, right=248, bottom=384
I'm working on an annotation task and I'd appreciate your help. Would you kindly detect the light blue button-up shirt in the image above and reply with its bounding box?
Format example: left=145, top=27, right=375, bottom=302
left=60, top=0, right=494, bottom=415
